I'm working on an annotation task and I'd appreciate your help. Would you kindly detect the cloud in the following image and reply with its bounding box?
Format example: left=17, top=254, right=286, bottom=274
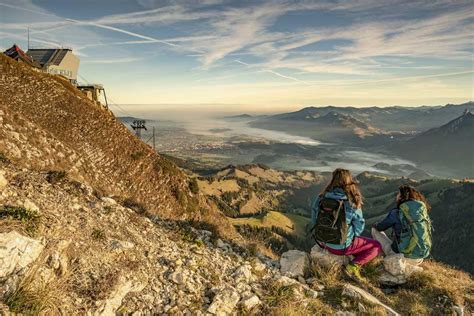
left=0, top=0, right=472, bottom=104
left=82, top=57, right=144, bottom=64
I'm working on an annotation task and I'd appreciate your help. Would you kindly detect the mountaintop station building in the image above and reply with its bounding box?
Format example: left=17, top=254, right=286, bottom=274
left=3, top=44, right=107, bottom=108
left=26, top=48, right=80, bottom=84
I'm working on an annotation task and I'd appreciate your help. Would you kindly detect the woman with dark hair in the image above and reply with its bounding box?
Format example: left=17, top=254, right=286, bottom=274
left=372, top=185, right=432, bottom=265
left=310, top=168, right=381, bottom=281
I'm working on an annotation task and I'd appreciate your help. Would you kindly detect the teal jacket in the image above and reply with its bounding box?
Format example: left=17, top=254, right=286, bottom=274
left=310, top=187, right=365, bottom=250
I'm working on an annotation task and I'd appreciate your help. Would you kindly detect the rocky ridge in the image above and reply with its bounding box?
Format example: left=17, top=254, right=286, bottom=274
left=0, top=161, right=331, bottom=314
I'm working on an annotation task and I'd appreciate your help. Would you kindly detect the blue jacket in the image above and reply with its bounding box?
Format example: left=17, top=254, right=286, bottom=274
left=310, top=187, right=365, bottom=250
left=375, top=208, right=402, bottom=240
left=375, top=208, right=402, bottom=253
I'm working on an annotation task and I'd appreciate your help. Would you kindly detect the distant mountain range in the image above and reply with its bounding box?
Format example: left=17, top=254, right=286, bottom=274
left=254, top=101, right=473, bottom=133
left=222, top=113, right=269, bottom=120
left=250, top=107, right=388, bottom=144
left=393, top=111, right=474, bottom=177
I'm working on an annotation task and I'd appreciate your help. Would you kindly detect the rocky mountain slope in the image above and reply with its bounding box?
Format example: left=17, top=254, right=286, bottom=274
left=1, top=161, right=472, bottom=315
left=0, top=54, right=231, bottom=236
left=392, top=111, right=474, bottom=178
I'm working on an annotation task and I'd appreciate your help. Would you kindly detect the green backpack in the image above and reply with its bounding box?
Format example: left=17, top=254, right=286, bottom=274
left=398, top=200, right=432, bottom=259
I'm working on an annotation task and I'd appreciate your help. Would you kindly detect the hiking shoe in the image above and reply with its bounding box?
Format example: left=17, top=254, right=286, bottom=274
left=344, top=263, right=365, bottom=282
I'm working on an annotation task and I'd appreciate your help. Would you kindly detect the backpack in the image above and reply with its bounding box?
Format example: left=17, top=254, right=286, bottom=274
left=312, top=197, right=348, bottom=245
left=397, top=200, right=432, bottom=259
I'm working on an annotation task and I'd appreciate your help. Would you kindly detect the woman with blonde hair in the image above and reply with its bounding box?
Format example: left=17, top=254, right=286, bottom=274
left=310, top=168, right=381, bottom=281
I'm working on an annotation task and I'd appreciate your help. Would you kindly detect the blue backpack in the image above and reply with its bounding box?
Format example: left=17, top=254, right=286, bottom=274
left=398, top=200, right=432, bottom=259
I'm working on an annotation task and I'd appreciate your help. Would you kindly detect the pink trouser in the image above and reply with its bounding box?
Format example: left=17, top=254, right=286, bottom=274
left=324, top=236, right=382, bottom=266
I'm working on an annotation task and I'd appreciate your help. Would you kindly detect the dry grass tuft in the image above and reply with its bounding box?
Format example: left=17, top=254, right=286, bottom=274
left=259, top=280, right=334, bottom=315
left=5, top=268, right=63, bottom=315
left=310, top=262, right=342, bottom=287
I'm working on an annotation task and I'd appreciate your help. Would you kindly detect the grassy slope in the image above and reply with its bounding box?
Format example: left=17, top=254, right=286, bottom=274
left=230, top=211, right=310, bottom=239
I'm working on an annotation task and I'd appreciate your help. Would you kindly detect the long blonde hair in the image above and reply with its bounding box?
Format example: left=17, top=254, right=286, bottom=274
left=322, top=168, right=363, bottom=209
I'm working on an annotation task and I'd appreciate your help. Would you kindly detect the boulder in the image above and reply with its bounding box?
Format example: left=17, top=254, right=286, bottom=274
left=208, top=286, right=240, bottom=315
left=310, top=244, right=349, bottom=268
left=252, top=260, right=266, bottom=273
left=96, top=277, right=146, bottom=316
left=378, top=272, right=406, bottom=285
left=381, top=254, right=423, bottom=284
left=22, top=199, right=39, bottom=212
left=101, top=197, right=117, bottom=206
left=233, top=264, right=253, bottom=283
left=240, top=295, right=261, bottom=310
left=274, top=276, right=321, bottom=300
left=342, top=284, right=400, bottom=316
left=280, top=250, right=309, bottom=277
left=0, top=231, right=44, bottom=280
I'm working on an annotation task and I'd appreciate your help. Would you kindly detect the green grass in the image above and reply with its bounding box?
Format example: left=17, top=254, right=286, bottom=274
left=229, top=211, right=310, bottom=238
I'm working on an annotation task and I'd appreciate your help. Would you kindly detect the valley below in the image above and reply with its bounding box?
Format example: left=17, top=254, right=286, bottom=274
left=120, top=107, right=473, bottom=274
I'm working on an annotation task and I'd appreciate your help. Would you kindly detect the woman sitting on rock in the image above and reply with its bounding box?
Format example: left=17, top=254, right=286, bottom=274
left=371, top=185, right=432, bottom=266
left=310, top=168, right=382, bottom=281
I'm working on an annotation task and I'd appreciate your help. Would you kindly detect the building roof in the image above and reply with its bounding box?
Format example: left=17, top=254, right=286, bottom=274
left=26, top=48, right=72, bottom=66
left=77, top=84, right=104, bottom=89
left=3, top=44, right=40, bottom=68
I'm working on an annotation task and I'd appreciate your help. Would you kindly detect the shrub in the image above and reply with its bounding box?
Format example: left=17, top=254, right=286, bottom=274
left=130, top=151, right=145, bottom=160
left=122, top=198, right=147, bottom=214
left=46, top=170, right=67, bottom=184
left=91, top=228, right=106, bottom=241
left=189, top=178, right=199, bottom=194
left=154, top=158, right=181, bottom=177
left=0, top=152, right=10, bottom=163
left=0, top=205, right=41, bottom=236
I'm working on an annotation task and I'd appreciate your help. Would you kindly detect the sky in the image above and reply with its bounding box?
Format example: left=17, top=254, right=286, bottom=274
left=0, top=0, right=473, bottom=113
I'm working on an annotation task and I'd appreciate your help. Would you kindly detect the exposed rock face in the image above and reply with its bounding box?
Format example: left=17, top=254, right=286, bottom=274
left=0, top=231, right=44, bottom=280
left=280, top=250, right=309, bottom=277
left=233, top=264, right=253, bottom=283
left=240, top=294, right=261, bottom=310
left=380, top=254, right=423, bottom=284
left=342, top=284, right=400, bottom=316
left=0, top=171, right=7, bottom=190
left=96, top=278, right=146, bottom=316
left=207, top=286, right=240, bottom=315
left=310, top=244, right=349, bottom=267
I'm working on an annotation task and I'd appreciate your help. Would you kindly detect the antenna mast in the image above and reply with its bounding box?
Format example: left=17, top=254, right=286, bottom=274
left=27, top=27, right=30, bottom=50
